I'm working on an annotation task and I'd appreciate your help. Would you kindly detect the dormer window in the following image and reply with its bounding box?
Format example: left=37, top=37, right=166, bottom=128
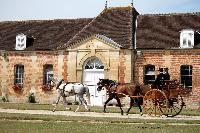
left=16, top=33, right=27, bottom=50
left=180, top=29, right=194, bottom=48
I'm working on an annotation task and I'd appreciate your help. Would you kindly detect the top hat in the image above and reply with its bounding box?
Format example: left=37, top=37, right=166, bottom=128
left=164, top=67, right=168, bottom=70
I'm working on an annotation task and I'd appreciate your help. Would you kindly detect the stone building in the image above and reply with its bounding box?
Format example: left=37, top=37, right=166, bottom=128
left=0, top=6, right=199, bottom=108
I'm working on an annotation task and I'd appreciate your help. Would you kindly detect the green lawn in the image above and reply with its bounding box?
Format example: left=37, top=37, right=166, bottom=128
left=0, top=112, right=200, bottom=133
left=0, top=120, right=200, bottom=133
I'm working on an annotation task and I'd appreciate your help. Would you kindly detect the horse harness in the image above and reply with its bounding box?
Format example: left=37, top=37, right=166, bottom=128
left=56, top=79, right=64, bottom=90
left=54, top=79, right=70, bottom=95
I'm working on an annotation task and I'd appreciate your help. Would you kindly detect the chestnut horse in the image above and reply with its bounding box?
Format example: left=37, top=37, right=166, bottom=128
left=97, top=79, right=151, bottom=115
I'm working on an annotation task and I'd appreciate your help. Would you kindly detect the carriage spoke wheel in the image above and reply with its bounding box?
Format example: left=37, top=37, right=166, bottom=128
left=165, top=94, right=184, bottom=117
left=143, top=89, right=168, bottom=117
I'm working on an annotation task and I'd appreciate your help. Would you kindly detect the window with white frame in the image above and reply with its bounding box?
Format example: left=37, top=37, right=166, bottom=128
left=14, top=65, right=24, bottom=85
left=144, top=65, right=155, bottom=85
left=43, top=65, right=53, bottom=85
left=180, top=29, right=194, bottom=48
left=180, top=65, right=192, bottom=89
left=15, top=33, right=27, bottom=50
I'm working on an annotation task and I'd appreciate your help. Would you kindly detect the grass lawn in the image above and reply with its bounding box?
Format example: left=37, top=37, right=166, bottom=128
left=0, top=119, right=200, bottom=133
left=0, top=112, right=200, bottom=133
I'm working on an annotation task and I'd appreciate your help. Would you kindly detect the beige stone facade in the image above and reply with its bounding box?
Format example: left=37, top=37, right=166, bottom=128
left=0, top=37, right=133, bottom=104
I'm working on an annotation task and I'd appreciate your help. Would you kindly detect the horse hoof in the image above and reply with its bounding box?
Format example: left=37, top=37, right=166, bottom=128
left=126, top=113, right=129, bottom=115
left=52, top=110, right=55, bottom=112
left=140, top=113, right=143, bottom=116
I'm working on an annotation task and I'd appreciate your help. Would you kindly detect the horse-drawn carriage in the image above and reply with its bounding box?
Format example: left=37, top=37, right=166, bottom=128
left=50, top=76, right=185, bottom=117
left=97, top=79, right=185, bottom=117
left=143, top=80, right=185, bottom=117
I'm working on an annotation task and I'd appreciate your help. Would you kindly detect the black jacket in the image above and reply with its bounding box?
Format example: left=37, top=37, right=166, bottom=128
left=154, top=73, right=165, bottom=86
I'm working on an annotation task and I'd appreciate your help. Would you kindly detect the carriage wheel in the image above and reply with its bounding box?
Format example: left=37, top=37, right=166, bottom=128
left=165, top=94, right=184, bottom=117
left=143, top=89, right=168, bottom=117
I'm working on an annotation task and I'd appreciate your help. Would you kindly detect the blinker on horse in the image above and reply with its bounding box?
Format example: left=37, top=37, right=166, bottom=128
left=97, top=79, right=145, bottom=115
left=50, top=77, right=90, bottom=112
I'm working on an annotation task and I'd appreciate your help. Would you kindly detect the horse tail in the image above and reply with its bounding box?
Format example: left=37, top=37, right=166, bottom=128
left=84, top=85, right=90, bottom=105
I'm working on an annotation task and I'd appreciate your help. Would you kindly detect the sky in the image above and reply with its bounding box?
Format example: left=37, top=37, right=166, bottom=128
left=0, top=0, right=200, bottom=21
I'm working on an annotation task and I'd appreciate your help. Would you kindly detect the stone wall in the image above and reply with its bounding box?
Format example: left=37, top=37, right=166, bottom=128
left=0, top=51, right=69, bottom=103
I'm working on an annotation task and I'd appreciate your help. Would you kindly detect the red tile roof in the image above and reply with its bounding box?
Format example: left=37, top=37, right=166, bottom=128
left=136, top=13, right=200, bottom=49
left=1, top=6, right=200, bottom=51
left=0, top=19, right=92, bottom=50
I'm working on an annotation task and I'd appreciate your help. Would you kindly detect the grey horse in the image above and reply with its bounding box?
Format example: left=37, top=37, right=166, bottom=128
left=50, top=77, right=90, bottom=112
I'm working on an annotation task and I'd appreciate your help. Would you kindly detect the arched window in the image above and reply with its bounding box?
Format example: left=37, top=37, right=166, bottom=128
left=85, top=58, right=104, bottom=70
left=43, top=64, right=53, bottom=85
left=14, top=64, right=24, bottom=85
left=144, top=65, right=155, bottom=85
left=180, top=65, right=192, bottom=89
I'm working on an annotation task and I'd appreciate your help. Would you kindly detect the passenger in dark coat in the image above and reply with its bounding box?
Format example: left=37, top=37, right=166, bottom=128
left=163, top=68, right=170, bottom=80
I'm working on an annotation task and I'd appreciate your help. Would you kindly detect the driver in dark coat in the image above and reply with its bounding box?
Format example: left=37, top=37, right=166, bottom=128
left=154, top=68, right=165, bottom=89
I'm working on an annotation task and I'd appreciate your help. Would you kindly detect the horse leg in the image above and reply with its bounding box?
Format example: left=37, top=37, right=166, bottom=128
left=75, top=95, right=82, bottom=112
left=79, top=95, right=90, bottom=111
left=52, top=95, right=60, bottom=112
left=103, top=94, right=114, bottom=113
left=83, top=97, right=90, bottom=111
left=83, top=100, right=90, bottom=111
left=126, top=98, right=134, bottom=115
left=115, top=95, right=123, bottom=115
left=63, top=96, right=71, bottom=110
left=136, top=97, right=143, bottom=116
left=75, top=105, right=80, bottom=112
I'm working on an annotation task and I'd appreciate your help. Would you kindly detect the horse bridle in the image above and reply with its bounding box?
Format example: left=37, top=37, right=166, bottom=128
left=98, top=80, right=117, bottom=92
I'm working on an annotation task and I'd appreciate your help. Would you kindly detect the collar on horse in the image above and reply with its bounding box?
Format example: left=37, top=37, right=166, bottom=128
left=56, top=79, right=64, bottom=90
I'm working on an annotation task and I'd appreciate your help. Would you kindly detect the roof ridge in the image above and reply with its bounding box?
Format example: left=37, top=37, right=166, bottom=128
left=103, top=6, right=132, bottom=12
left=139, top=12, right=200, bottom=17
left=0, top=18, right=93, bottom=23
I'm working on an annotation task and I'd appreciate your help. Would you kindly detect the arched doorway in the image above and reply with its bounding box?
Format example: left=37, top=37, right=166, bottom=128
left=83, top=57, right=106, bottom=106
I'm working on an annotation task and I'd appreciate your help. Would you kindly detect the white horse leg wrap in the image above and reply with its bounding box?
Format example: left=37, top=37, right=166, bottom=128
left=75, top=105, right=80, bottom=112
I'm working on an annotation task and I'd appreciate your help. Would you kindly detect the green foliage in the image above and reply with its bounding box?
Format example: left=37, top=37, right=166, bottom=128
left=27, top=93, right=36, bottom=103
left=1, top=96, right=6, bottom=102
left=1, top=94, right=8, bottom=102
